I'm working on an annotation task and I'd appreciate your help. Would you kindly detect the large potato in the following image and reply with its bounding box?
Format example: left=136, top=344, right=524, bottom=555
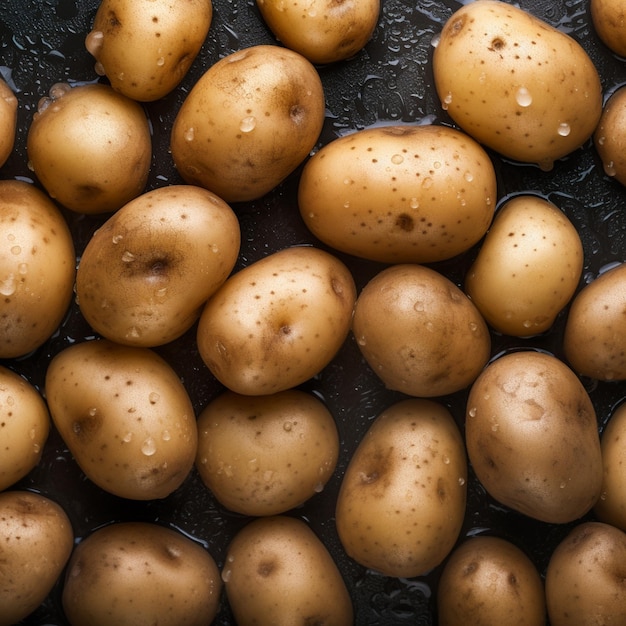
left=591, top=0, right=626, bottom=56
left=171, top=44, right=325, bottom=202
left=299, top=124, right=496, bottom=263
left=433, top=0, right=602, bottom=169
left=197, top=245, right=356, bottom=395
left=85, top=0, right=213, bottom=101
left=336, top=399, right=467, bottom=577
left=466, top=351, right=603, bottom=523
left=0, top=77, right=17, bottom=168
left=594, top=86, right=626, bottom=186
left=76, top=185, right=240, bottom=347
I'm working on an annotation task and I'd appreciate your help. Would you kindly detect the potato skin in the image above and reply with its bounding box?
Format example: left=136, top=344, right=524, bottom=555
left=62, top=522, right=221, bottom=626
left=591, top=0, right=626, bottom=57
left=594, top=87, right=626, bottom=186
left=336, top=399, right=467, bottom=577
left=0, top=77, right=17, bottom=168
left=299, top=124, right=496, bottom=263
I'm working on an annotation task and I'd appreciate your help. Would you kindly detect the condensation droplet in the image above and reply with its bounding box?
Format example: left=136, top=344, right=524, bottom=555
left=122, top=250, right=135, bottom=263
left=442, top=455, right=450, bottom=465
left=10, top=245, right=21, bottom=255
left=18, top=263, right=28, bottom=275
left=125, top=326, right=141, bottom=340
left=283, top=421, right=293, bottom=432
left=557, top=122, right=571, bottom=137
left=559, top=481, right=567, bottom=489
left=240, top=116, right=256, bottom=132
left=184, top=127, right=195, bottom=142
left=468, top=407, right=477, bottom=418
left=263, top=470, right=274, bottom=482
left=155, top=287, right=167, bottom=298
left=141, top=437, right=156, bottom=456
left=604, top=161, right=616, bottom=177
left=414, top=300, right=425, bottom=312
left=33, top=443, right=41, bottom=454
left=600, top=491, right=607, bottom=501
left=410, top=197, right=419, bottom=209
left=122, top=432, right=133, bottom=443
left=430, top=32, right=440, bottom=48
left=88, top=407, right=97, bottom=417
left=221, top=569, right=232, bottom=583
left=391, top=153, right=404, bottom=165
left=515, top=86, right=532, bottom=107
left=458, top=477, right=466, bottom=486
left=357, top=336, right=367, bottom=347
left=422, top=176, right=433, bottom=189
left=441, top=92, right=452, bottom=110
left=0, top=275, right=16, bottom=296
left=156, top=56, right=165, bottom=67
left=313, top=482, right=324, bottom=493
left=522, top=319, right=533, bottom=328
left=162, top=430, right=171, bottom=441
left=464, top=171, right=474, bottom=183
left=112, top=234, right=123, bottom=244
left=469, top=321, right=478, bottom=333
left=94, top=61, right=106, bottom=76
left=597, top=135, right=606, bottom=146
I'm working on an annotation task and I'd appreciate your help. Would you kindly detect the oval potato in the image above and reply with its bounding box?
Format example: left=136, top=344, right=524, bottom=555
left=590, top=0, right=626, bottom=57
left=0, top=77, right=17, bottom=168
left=594, top=86, right=626, bottom=186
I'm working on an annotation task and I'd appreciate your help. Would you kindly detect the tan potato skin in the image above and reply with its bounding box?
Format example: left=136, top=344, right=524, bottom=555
left=0, top=77, right=17, bottom=168
left=591, top=0, right=626, bottom=57
left=62, top=522, right=221, bottom=626
left=336, top=399, right=467, bottom=577
left=594, top=87, right=626, bottom=186
left=0, top=491, right=73, bottom=626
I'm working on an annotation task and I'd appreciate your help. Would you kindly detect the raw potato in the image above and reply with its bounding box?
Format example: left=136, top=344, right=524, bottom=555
left=76, top=185, right=240, bottom=347
left=0, top=77, right=17, bottom=168
left=465, top=195, right=583, bottom=337
left=85, top=0, right=213, bottom=101
left=0, top=365, right=49, bottom=491
left=45, top=339, right=197, bottom=500
left=62, top=522, right=221, bottom=626
left=563, top=262, right=626, bottom=380
left=545, top=522, right=626, bottom=626
left=591, top=0, right=626, bottom=57
left=256, top=0, right=380, bottom=64
left=223, top=515, right=353, bottom=626
left=466, top=351, right=603, bottom=523
left=336, top=399, right=467, bottom=577
left=196, top=389, right=339, bottom=516
left=0, top=180, right=76, bottom=359
left=197, top=246, right=356, bottom=395
left=433, top=0, right=602, bottom=170
left=437, top=536, right=546, bottom=626
left=594, top=86, right=626, bottom=186
left=352, top=264, right=490, bottom=397
left=171, top=44, right=325, bottom=202
left=299, top=124, right=497, bottom=263
left=27, top=82, right=151, bottom=214
left=0, top=491, right=73, bottom=626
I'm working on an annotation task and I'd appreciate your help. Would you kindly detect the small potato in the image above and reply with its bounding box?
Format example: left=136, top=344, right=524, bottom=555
left=171, top=45, right=325, bottom=202
left=299, top=124, right=496, bottom=264
left=545, top=522, right=626, bottom=626
left=352, top=264, right=490, bottom=397
left=85, top=0, right=213, bottom=101
left=196, top=389, right=339, bottom=516
left=223, top=515, right=353, bottom=626
left=437, top=536, right=546, bottom=626
left=76, top=185, right=240, bottom=347
left=433, top=0, right=602, bottom=170
left=466, top=351, right=603, bottom=523
left=0, top=365, right=49, bottom=491
left=563, top=262, right=626, bottom=380
left=336, top=399, right=467, bottom=577
left=256, top=0, right=380, bottom=64
left=27, top=82, right=151, bottom=214
left=197, top=246, right=356, bottom=395
left=45, top=339, right=197, bottom=500
left=591, top=0, right=626, bottom=57
left=0, top=491, right=73, bottom=626
left=63, top=522, right=221, bottom=626
left=594, top=86, right=626, bottom=186
left=0, top=77, right=17, bottom=168
left=0, top=180, right=75, bottom=359
left=465, top=195, right=583, bottom=337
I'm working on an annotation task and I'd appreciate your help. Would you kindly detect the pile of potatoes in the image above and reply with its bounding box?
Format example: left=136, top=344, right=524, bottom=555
left=1, top=0, right=626, bottom=624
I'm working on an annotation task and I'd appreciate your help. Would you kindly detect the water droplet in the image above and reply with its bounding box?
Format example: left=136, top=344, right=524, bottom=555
left=112, top=234, right=123, bottom=244
left=600, top=491, right=607, bottom=501
left=458, top=477, right=466, bottom=486
left=422, top=176, right=433, bottom=189
left=155, top=287, right=167, bottom=298
left=162, top=430, right=171, bottom=442
left=94, top=61, right=106, bottom=76
left=515, top=86, right=532, bottom=107
left=433, top=160, right=442, bottom=169
left=391, top=153, right=404, bottom=165
left=357, top=336, right=367, bottom=347
left=441, top=92, right=452, bottom=110
left=240, top=116, right=256, bottom=132
left=597, top=135, right=606, bottom=146
left=184, top=127, right=195, bottom=142
left=409, top=197, right=419, bottom=209
left=464, top=171, right=474, bottom=183
left=343, top=177, right=353, bottom=185
left=33, top=443, right=40, bottom=454
left=491, top=422, right=499, bottom=432
left=283, top=421, right=293, bottom=432
left=17, top=263, right=28, bottom=276
left=263, top=470, right=274, bottom=482
left=141, top=437, right=157, bottom=456
left=537, top=159, right=554, bottom=172
left=156, top=57, right=165, bottom=67
left=469, top=321, right=478, bottom=333
left=85, top=30, right=104, bottom=57
left=522, top=319, right=533, bottom=328
left=199, top=456, right=208, bottom=465
left=227, top=554, right=235, bottom=563
left=49, top=82, right=71, bottom=100
left=468, top=407, right=477, bottom=418
left=442, top=455, right=450, bottom=465
left=149, top=392, right=160, bottom=404
left=557, top=122, right=571, bottom=137
left=221, top=568, right=232, bottom=583
left=122, top=250, right=135, bottom=263
left=604, top=161, right=616, bottom=177
left=430, top=32, right=440, bottom=48
left=88, top=407, right=97, bottom=417
left=125, top=326, right=141, bottom=340
left=122, top=432, right=133, bottom=443
left=313, top=482, right=324, bottom=493
left=559, top=481, right=567, bottom=489
left=414, top=300, right=425, bottom=312
left=0, top=274, right=16, bottom=296
left=117, top=72, right=125, bottom=82
left=10, top=245, right=21, bottom=255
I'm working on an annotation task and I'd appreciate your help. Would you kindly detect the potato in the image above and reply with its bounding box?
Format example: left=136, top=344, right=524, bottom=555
left=0, top=180, right=75, bottom=359
left=45, top=339, right=197, bottom=500
left=352, top=263, right=490, bottom=397
left=76, top=185, right=240, bottom=347
left=62, top=522, right=221, bottom=626
left=591, top=0, right=626, bottom=57
left=465, top=195, right=583, bottom=337
left=437, top=536, right=546, bottom=626
left=594, top=86, right=626, bottom=186
left=0, top=365, right=49, bottom=491
left=466, top=351, right=603, bottom=523
left=256, top=0, right=379, bottom=64
left=0, top=491, right=73, bottom=626
left=170, top=44, right=325, bottom=202
left=197, top=245, right=356, bottom=395
left=563, top=262, right=626, bottom=380
left=545, top=522, right=626, bottom=626
left=85, top=0, right=213, bottom=101
left=223, top=515, right=353, bottom=625
left=196, top=389, right=339, bottom=516
left=0, top=77, right=17, bottom=168
left=432, top=0, right=602, bottom=170
left=298, top=124, right=496, bottom=263
left=27, top=82, right=151, bottom=214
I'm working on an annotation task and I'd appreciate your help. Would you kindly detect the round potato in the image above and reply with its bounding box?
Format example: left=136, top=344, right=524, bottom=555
left=63, top=522, right=221, bottom=626
left=76, top=185, right=240, bottom=347
left=0, top=491, right=73, bottom=626
left=299, top=124, right=496, bottom=263
left=197, top=245, right=356, bottom=395
left=27, top=82, right=151, bottom=214
left=466, top=351, right=603, bottom=523
left=591, top=0, right=626, bottom=57
left=0, top=365, right=49, bottom=491
left=196, top=389, right=339, bottom=516
left=85, top=0, right=213, bottom=101
left=0, top=77, right=17, bottom=168
left=594, top=86, right=626, bottom=186
left=465, top=195, right=583, bottom=337
left=223, top=515, right=353, bottom=625
left=171, top=44, right=325, bottom=202
left=433, top=0, right=602, bottom=170
left=0, top=180, right=75, bottom=359
left=563, top=262, right=626, bottom=380
left=45, top=339, right=197, bottom=500
left=256, top=0, right=379, bottom=64
left=336, top=399, right=466, bottom=577
left=352, top=263, right=490, bottom=397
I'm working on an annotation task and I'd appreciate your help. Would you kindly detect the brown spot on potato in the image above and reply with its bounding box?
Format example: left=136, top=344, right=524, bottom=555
left=257, top=560, right=275, bottom=577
